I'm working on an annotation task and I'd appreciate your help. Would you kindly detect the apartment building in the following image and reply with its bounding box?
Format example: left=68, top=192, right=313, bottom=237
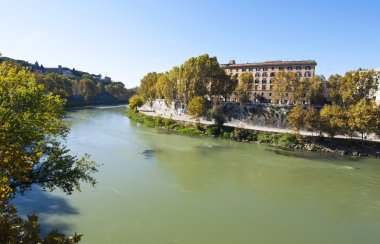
left=221, top=60, right=317, bottom=104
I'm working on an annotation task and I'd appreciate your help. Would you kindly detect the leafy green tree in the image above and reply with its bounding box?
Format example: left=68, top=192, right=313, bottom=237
left=188, top=96, right=207, bottom=120
left=235, top=72, right=253, bottom=104
left=210, top=106, right=225, bottom=128
left=104, top=82, right=128, bottom=98
left=35, top=73, right=73, bottom=98
left=0, top=59, right=98, bottom=242
left=73, top=78, right=98, bottom=102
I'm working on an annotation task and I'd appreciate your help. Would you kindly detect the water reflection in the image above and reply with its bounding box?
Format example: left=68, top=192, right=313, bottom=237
left=14, top=187, right=79, bottom=234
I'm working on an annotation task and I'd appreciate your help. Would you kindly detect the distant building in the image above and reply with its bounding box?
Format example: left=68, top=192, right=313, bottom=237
left=221, top=60, right=317, bottom=104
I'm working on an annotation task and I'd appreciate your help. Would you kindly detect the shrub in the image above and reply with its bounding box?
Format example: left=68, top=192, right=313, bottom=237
left=177, top=127, right=203, bottom=135
left=206, top=126, right=220, bottom=136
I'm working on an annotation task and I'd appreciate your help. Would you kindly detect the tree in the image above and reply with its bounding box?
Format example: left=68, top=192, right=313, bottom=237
left=319, top=104, right=347, bottom=138
left=188, top=96, right=207, bottom=120
left=338, top=70, right=378, bottom=106
left=272, top=71, right=298, bottom=104
left=35, top=72, right=73, bottom=98
left=304, top=107, right=320, bottom=135
left=138, top=72, right=158, bottom=102
left=235, top=72, right=253, bottom=104
left=327, top=74, right=342, bottom=104
left=73, top=78, right=98, bottom=102
left=210, top=106, right=225, bottom=128
left=347, top=98, right=377, bottom=143
left=309, top=75, right=326, bottom=105
left=129, top=94, right=144, bottom=110
left=155, top=73, right=176, bottom=104
left=292, top=78, right=309, bottom=105
left=0, top=59, right=98, bottom=242
left=178, top=54, right=227, bottom=104
left=287, top=105, right=305, bottom=133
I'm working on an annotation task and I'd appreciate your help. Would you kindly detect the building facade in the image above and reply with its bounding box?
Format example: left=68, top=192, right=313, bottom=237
left=221, top=60, right=317, bottom=104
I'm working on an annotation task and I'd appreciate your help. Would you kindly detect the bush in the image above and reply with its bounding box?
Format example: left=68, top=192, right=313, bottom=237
left=206, top=126, right=220, bottom=137
left=233, top=128, right=249, bottom=140
left=177, top=127, right=203, bottom=135
left=163, top=118, right=174, bottom=127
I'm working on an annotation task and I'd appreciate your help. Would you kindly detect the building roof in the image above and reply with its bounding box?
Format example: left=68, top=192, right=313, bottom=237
left=222, top=60, right=317, bottom=68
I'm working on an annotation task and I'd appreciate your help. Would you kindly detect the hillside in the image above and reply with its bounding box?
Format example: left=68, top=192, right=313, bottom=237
left=0, top=57, right=136, bottom=107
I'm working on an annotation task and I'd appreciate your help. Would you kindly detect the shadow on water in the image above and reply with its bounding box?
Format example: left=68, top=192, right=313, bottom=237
left=13, top=187, right=79, bottom=235
left=141, top=149, right=161, bottom=159
left=267, top=147, right=359, bottom=161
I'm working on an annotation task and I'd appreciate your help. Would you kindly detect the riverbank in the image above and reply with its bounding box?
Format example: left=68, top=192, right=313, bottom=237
left=127, top=109, right=380, bottom=158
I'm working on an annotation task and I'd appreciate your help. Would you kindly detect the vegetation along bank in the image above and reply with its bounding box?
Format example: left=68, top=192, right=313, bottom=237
left=126, top=109, right=380, bottom=158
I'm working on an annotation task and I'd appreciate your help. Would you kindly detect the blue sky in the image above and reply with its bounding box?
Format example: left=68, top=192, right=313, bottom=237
left=1, top=0, right=379, bottom=87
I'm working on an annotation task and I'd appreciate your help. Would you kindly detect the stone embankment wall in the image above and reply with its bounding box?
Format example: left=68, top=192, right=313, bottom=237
left=223, top=103, right=290, bottom=128
left=140, top=99, right=291, bottom=129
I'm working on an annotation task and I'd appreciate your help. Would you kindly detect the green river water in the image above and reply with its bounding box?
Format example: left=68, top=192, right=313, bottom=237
left=15, top=105, right=380, bottom=243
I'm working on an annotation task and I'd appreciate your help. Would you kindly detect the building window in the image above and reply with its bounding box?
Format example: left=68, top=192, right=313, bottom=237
left=255, top=85, right=259, bottom=90
left=255, top=73, right=260, bottom=77
left=297, top=72, right=302, bottom=77
left=229, top=69, right=232, bottom=72
left=262, top=79, right=267, bottom=84
left=271, top=67, right=275, bottom=70
left=263, top=85, right=266, bottom=90
left=296, top=66, right=302, bottom=70
left=248, top=68, right=252, bottom=72
left=261, top=92, right=264, bottom=96
left=279, top=66, right=284, bottom=70
left=262, top=72, right=268, bottom=77
left=305, top=66, right=311, bottom=70
left=254, top=92, right=257, bottom=95
left=255, top=79, right=259, bottom=84
left=286, top=93, right=288, bottom=97
left=305, top=72, right=311, bottom=77
left=263, top=67, right=268, bottom=71
left=270, top=79, right=273, bottom=84
left=269, top=93, right=272, bottom=96
left=287, top=66, right=293, bottom=71
left=270, top=85, right=273, bottom=90
left=255, top=67, right=260, bottom=71
left=242, top=68, right=246, bottom=72
left=270, top=72, right=275, bottom=77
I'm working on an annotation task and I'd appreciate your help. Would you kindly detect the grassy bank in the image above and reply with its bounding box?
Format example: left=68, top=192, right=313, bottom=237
left=126, top=109, right=380, bottom=158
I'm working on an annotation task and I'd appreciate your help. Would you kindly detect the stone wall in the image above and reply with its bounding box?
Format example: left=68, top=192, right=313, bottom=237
left=223, top=102, right=291, bottom=128
left=140, top=99, right=292, bottom=129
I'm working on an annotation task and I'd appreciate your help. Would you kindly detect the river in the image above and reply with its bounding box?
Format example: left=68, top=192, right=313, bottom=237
left=15, top=105, right=380, bottom=243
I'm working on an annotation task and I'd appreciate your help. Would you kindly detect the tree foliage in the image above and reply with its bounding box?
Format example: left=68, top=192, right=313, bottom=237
left=129, top=94, right=144, bottom=110
left=272, top=71, right=298, bottom=103
left=0, top=59, right=98, bottom=242
left=236, top=72, right=253, bottom=104
left=287, top=105, right=305, bottom=133
left=188, top=96, right=207, bottom=119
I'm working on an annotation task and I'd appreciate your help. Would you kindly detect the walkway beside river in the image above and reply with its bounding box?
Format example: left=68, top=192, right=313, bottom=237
left=139, top=109, right=380, bottom=142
